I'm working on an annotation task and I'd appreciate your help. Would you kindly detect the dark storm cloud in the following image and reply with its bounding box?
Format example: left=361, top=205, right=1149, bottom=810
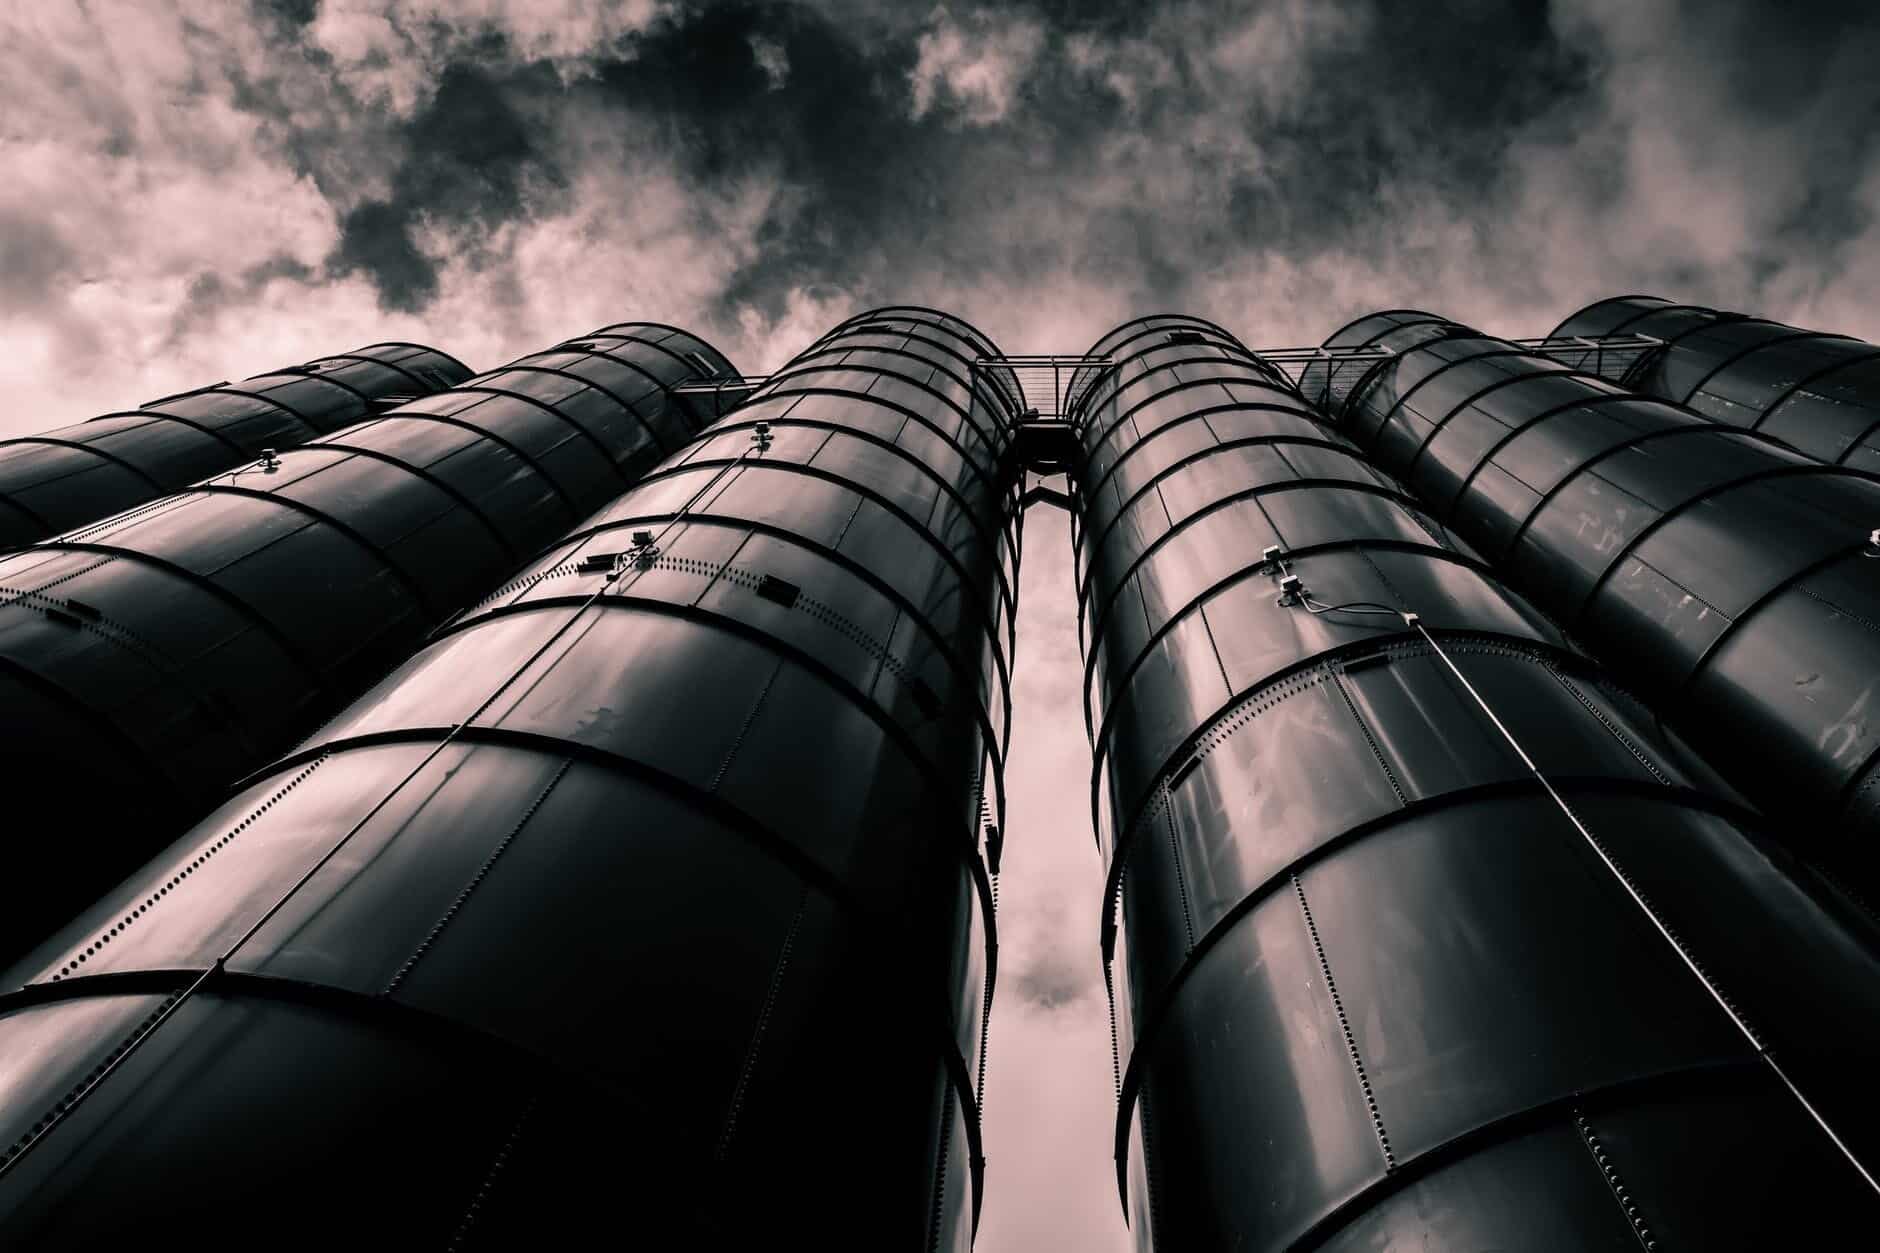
left=1011, top=943, right=1097, bottom=1012
left=300, top=2, right=1028, bottom=324
left=166, top=254, right=318, bottom=346
left=1699, top=1, right=1880, bottom=256
left=327, top=57, right=568, bottom=310
left=583, top=2, right=1574, bottom=320
left=566, top=6, right=1875, bottom=334
left=584, top=2, right=951, bottom=322
left=0, top=209, right=80, bottom=317
left=252, top=0, right=320, bottom=27
left=175, top=0, right=1880, bottom=361
left=10, top=0, right=1880, bottom=421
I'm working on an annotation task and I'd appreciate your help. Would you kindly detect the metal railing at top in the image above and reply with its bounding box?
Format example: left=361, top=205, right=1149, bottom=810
left=971, top=355, right=1115, bottom=424
left=671, top=375, right=772, bottom=423
left=1268, top=331, right=1666, bottom=395
left=670, top=332, right=1666, bottom=426
left=673, top=365, right=1045, bottom=425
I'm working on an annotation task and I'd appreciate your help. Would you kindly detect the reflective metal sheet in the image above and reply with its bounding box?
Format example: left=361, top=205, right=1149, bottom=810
left=1341, top=312, right=1880, bottom=847
left=0, top=990, right=692, bottom=1248
left=0, top=341, right=471, bottom=548
left=0, top=325, right=738, bottom=967
left=1555, top=294, right=1880, bottom=469
left=1081, top=312, right=1880, bottom=1250
left=0, top=307, right=1006, bottom=1247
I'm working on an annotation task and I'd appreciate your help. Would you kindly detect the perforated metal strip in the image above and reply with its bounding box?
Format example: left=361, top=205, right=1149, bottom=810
left=1573, top=1107, right=1658, bottom=1251
left=1294, top=873, right=1396, bottom=1172
left=447, top=1097, right=537, bottom=1251
left=925, top=1074, right=956, bottom=1253
left=51, top=752, right=332, bottom=981
left=384, top=758, right=574, bottom=994
left=717, top=887, right=808, bottom=1163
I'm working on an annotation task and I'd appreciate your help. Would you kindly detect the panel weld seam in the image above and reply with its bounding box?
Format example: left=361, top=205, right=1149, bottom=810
left=1330, top=671, right=1408, bottom=807
left=1542, top=660, right=1671, bottom=786
left=925, top=1072, right=955, bottom=1253
left=0, top=988, right=184, bottom=1168
left=710, top=666, right=780, bottom=793
left=52, top=752, right=333, bottom=981
left=1410, top=619, right=1880, bottom=1194
left=446, top=1096, right=536, bottom=1251
left=384, top=757, right=573, bottom=994
left=1799, top=584, right=1880, bottom=642
left=717, top=887, right=809, bottom=1163
left=1163, top=794, right=1198, bottom=952
left=0, top=562, right=95, bottom=609
left=1573, top=1107, right=1659, bottom=1250
left=60, top=495, right=180, bottom=543
left=1293, top=872, right=1396, bottom=1171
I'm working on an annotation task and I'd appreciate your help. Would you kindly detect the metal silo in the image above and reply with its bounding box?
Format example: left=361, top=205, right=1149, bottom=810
left=1073, top=313, right=1880, bottom=1249
left=0, top=323, right=736, bottom=963
left=1317, top=311, right=1880, bottom=868
left=0, top=307, right=1018, bottom=1248
left=0, top=342, right=471, bottom=547
left=1554, top=295, right=1880, bottom=469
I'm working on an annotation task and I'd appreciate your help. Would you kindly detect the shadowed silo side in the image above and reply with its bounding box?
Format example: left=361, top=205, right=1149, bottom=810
left=1323, top=315, right=1880, bottom=865
left=0, top=306, right=1018, bottom=1249
left=1554, top=294, right=1880, bottom=470
left=0, top=322, right=734, bottom=964
left=1072, top=313, right=1880, bottom=1250
left=0, top=342, right=472, bottom=547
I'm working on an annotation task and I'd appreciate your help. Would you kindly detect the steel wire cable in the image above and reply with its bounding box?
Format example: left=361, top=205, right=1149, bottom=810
left=1271, top=553, right=1880, bottom=1199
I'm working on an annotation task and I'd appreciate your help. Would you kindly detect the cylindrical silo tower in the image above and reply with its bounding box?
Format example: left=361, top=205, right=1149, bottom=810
left=0, top=307, right=1020, bottom=1249
left=0, top=342, right=472, bottom=547
left=1318, top=311, right=1880, bottom=867
left=1072, top=313, right=1880, bottom=1249
left=0, top=322, right=735, bottom=963
left=1554, top=295, right=1880, bottom=470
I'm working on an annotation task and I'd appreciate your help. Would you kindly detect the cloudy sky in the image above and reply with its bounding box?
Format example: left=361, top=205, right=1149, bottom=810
left=6, top=1, right=1880, bottom=1247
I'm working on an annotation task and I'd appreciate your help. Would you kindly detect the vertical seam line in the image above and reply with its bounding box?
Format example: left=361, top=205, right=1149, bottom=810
left=1294, top=872, right=1396, bottom=1171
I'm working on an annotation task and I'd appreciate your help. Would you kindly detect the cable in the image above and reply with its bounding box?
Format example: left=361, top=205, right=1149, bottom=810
left=1404, top=612, right=1879, bottom=1199
left=1267, top=558, right=1878, bottom=1198
left=1300, top=595, right=1402, bottom=619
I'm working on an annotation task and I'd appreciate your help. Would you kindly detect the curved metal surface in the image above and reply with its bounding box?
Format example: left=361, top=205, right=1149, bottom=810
left=0, top=325, right=735, bottom=967
left=1336, top=318, right=1880, bottom=865
left=0, top=342, right=472, bottom=549
left=1073, top=314, right=1880, bottom=1251
left=1297, top=309, right=1465, bottom=414
left=0, top=308, right=1017, bottom=1250
left=809, top=307, right=1030, bottom=422
left=1554, top=295, right=1880, bottom=470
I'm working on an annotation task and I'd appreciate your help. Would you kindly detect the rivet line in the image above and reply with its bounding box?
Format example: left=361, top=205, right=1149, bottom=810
left=1294, top=872, right=1396, bottom=1171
